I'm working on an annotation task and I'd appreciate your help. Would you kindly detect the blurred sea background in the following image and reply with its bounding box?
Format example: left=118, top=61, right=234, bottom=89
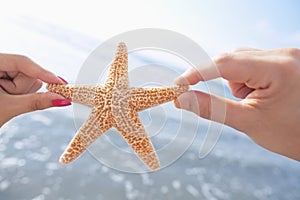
left=0, top=1, right=300, bottom=199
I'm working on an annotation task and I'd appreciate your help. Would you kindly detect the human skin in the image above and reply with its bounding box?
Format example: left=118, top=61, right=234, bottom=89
left=0, top=54, right=71, bottom=127
left=175, top=48, right=300, bottom=161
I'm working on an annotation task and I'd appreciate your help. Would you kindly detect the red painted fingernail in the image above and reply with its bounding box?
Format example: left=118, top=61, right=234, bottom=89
left=57, top=76, right=68, bottom=84
left=52, top=99, right=71, bottom=107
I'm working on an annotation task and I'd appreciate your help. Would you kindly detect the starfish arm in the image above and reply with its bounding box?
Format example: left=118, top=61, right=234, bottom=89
left=131, top=85, right=189, bottom=111
left=111, top=85, right=160, bottom=171
left=60, top=107, right=113, bottom=164
left=47, top=84, right=102, bottom=107
left=115, top=111, right=160, bottom=171
left=105, top=42, right=129, bottom=88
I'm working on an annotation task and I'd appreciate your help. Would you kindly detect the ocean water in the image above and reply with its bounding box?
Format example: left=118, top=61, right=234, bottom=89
left=1, top=110, right=299, bottom=200
left=0, top=17, right=300, bottom=200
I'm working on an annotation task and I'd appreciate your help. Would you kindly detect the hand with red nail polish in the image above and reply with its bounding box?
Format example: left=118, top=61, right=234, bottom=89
left=0, top=53, right=71, bottom=127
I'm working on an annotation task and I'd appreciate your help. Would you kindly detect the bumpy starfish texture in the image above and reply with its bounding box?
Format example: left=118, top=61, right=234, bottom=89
left=47, top=42, right=188, bottom=171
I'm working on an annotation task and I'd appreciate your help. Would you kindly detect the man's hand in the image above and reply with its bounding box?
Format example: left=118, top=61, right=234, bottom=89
left=175, top=48, right=300, bottom=161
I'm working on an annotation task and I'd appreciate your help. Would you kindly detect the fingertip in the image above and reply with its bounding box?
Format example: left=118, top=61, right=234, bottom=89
left=57, top=76, right=68, bottom=84
left=175, top=91, right=200, bottom=114
left=174, top=69, right=202, bottom=85
left=174, top=75, right=189, bottom=85
left=51, top=99, right=72, bottom=107
left=45, top=92, right=69, bottom=101
left=49, top=74, right=68, bottom=85
left=36, top=92, right=72, bottom=109
left=37, top=68, right=68, bottom=85
left=176, top=90, right=225, bottom=123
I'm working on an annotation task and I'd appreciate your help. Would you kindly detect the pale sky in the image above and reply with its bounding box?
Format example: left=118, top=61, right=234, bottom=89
left=1, top=0, right=300, bottom=55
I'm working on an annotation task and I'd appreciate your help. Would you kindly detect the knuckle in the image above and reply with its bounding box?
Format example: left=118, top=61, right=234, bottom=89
left=283, top=52, right=300, bottom=74
left=273, top=48, right=300, bottom=77
left=233, top=47, right=260, bottom=52
left=214, top=53, right=237, bottom=78
left=16, top=54, right=31, bottom=61
left=13, top=54, right=33, bottom=66
left=233, top=47, right=249, bottom=52
left=214, top=53, right=233, bottom=66
left=233, top=48, right=244, bottom=52
left=285, top=48, right=300, bottom=57
left=28, top=94, right=45, bottom=111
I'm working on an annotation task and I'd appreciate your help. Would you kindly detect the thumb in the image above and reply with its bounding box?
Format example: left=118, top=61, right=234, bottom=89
left=8, top=92, right=71, bottom=116
left=174, top=90, right=253, bottom=131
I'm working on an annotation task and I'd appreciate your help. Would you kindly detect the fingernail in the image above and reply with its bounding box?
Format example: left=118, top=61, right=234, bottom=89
left=174, top=75, right=189, bottom=85
left=174, top=76, right=184, bottom=85
left=57, top=76, right=68, bottom=84
left=52, top=99, right=71, bottom=107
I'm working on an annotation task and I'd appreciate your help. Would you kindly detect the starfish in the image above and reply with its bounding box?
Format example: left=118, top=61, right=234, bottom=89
left=47, top=42, right=188, bottom=171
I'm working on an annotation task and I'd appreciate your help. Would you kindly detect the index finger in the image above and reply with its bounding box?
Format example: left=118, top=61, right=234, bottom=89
left=213, top=53, right=272, bottom=87
left=174, top=62, right=220, bottom=85
left=175, top=52, right=269, bottom=86
left=0, top=53, right=65, bottom=84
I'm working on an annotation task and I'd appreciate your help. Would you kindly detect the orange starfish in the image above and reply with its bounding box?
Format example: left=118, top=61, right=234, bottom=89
left=47, top=42, right=188, bottom=171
